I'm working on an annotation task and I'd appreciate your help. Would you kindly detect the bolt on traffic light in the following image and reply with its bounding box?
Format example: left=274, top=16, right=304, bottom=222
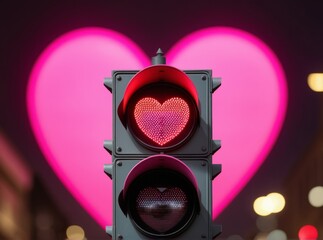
left=103, top=49, right=222, bottom=239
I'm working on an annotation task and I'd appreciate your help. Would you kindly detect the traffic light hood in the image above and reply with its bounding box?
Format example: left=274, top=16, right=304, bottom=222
left=122, top=154, right=199, bottom=200
left=118, top=65, right=199, bottom=125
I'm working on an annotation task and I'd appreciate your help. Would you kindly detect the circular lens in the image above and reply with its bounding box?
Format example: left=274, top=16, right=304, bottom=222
left=127, top=83, right=198, bottom=151
left=126, top=169, right=198, bottom=237
left=136, top=187, right=188, bottom=233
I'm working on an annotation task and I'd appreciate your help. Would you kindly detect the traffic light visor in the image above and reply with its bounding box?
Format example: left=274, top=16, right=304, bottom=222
left=119, top=65, right=199, bottom=150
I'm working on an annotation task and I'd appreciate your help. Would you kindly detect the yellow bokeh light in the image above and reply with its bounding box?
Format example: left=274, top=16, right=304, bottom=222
left=66, top=225, right=85, bottom=240
left=253, top=232, right=268, bottom=240
left=308, top=73, right=323, bottom=92
left=253, top=192, right=285, bottom=216
left=253, top=196, right=274, bottom=216
left=267, top=192, right=285, bottom=213
left=308, top=186, right=323, bottom=207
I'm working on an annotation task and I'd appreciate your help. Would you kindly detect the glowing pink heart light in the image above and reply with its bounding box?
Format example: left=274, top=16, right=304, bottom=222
left=134, top=97, right=190, bottom=146
left=167, top=27, right=288, bottom=217
left=27, top=27, right=287, bottom=227
left=27, top=28, right=150, bottom=226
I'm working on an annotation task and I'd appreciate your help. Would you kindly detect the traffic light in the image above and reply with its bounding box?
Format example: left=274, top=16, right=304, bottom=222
left=103, top=49, right=222, bottom=239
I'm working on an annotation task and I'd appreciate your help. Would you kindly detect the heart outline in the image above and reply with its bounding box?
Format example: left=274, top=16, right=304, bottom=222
left=27, top=26, right=288, bottom=227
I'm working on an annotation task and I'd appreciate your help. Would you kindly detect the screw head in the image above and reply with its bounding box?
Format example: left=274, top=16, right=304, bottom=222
left=117, top=146, right=122, bottom=152
left=117, top=234, right=123, bottom=240
left=117, top=75, right=122, bottom=81
left=117, top=161, right=122, bottom=167
left=201, top=75, right=207, bottom=81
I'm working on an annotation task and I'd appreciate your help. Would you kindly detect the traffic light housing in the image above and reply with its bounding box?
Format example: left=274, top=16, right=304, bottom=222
left=104, top=50, right=222, bottom=239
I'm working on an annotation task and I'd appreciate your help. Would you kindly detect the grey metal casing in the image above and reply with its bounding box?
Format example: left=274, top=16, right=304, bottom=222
left=111, top=70, right=214, bottom=158
left=111, top=159, right=220, bottom=240
left=104, top=68, right=222, bottom=239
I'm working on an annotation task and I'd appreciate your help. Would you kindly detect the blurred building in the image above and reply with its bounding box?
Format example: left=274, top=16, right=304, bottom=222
left=278, top=97, right=323, bottom=238
left=0, top=132, right=32, bottom=240
left=0, top=132, right=68, bottom=240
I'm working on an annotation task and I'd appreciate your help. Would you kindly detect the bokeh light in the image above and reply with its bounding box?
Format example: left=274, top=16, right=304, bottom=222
left=308, top=186, right=323, bottom=207
left=307, top=73, right=323, bottom=92
left=253, top=232, right=267, bottom=240
left=66, top=225, right=85, bottom=240
left=298, top=225, right=318, bottom=240
left=227, top=234, right=244, bottom=240
left=253, top=193, right=285, bottom=216
left=254, top=196, right=274, bottom=216
left=267, top=192, right=285, bottom=213
left=267, top=229, right=287, bottom=240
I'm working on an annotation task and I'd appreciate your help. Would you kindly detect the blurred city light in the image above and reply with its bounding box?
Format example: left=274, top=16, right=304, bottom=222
left=267, top=229, right=287, bottom=240
left=308, top=186, right=323, bottom=207
left=267, top=192, right=285, bottom=213
left=253, top=232, right=267, bottom=240
left=298, top=225, right=318, bottom=240
left=253, top=193, right=285, bottom=216
left=227, top=234, right=244, bottom=240
left=307, top=73, right=323, bottom=92
left=254, top=196, right=274, bottom=216
left=66, top=225, right=85, bottom=240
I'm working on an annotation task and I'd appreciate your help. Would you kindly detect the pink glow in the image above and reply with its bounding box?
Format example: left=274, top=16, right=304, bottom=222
left=27, top=27, right=287, bottom=226
left=167, top=27, right=287, bottom=218
left=27, top=27, right=149, bottom=226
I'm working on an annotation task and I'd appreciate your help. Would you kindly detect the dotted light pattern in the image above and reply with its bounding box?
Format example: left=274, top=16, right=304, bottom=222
left=134, top=97, right=190, bottom=146
left=136, top=187, right=188, bottom=233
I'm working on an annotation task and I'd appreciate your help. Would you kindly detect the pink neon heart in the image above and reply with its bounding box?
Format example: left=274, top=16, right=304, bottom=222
left=27, top=27, right=287, bottom=227
left=134, top=97, right=190, bottom=146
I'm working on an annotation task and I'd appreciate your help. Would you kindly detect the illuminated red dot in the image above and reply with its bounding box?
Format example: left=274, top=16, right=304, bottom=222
left=298, top=225, right=318, bottom=240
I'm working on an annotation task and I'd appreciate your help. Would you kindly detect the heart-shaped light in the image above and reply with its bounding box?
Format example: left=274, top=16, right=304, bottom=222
left=134, top=97, right=190, bottom=146
left=27, top=27, right=287, bottom=227
left=136, top=187, right=188, bottom=233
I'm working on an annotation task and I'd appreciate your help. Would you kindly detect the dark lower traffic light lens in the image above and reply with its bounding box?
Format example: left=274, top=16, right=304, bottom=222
left=126, top=169, right=198, bottom=238
left=127, top=83, right=198, bottom=151
left=136, top=186, right=188, bottom=233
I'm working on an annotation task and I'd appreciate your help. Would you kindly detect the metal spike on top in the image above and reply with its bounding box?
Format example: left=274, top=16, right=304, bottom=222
left=151, top=48, right=166, bottom=65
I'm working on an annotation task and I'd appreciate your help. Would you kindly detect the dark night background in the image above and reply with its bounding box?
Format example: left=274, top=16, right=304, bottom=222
left=1, top=1, right=323, bottom=239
